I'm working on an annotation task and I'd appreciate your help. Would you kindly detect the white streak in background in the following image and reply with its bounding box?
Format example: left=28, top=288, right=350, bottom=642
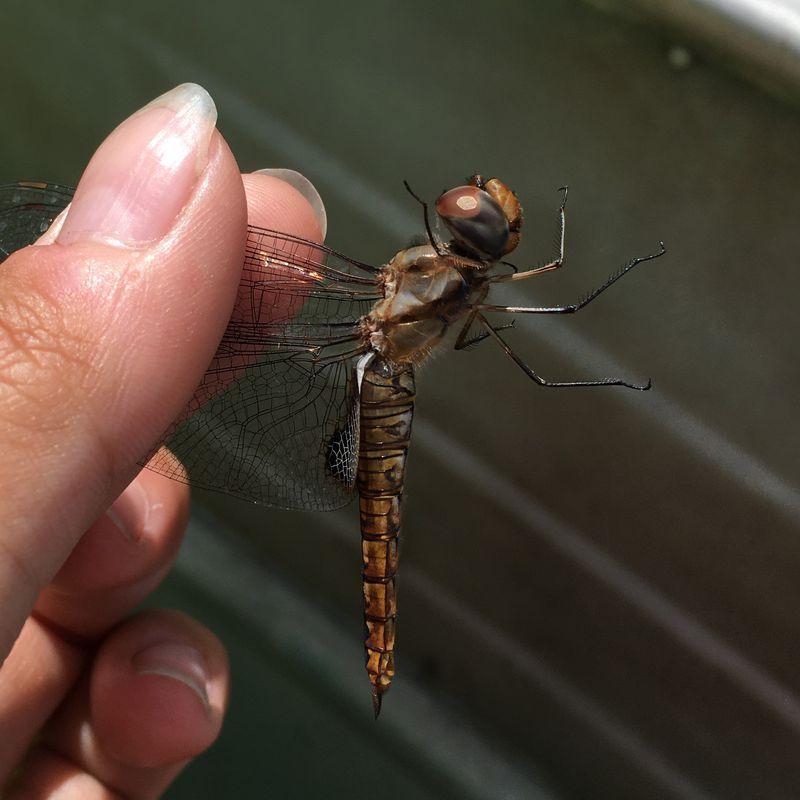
left=221, top=94, right=413, bottom=239
left=318, top=514, right=716, bottom=800
left=631, top=0, right=800, bottom=55
left=113, top=16, right=800, bottom=734
left=727, top=0, right=800, bottom=36
left=408, top=571, right=716, bottom=800
left=116, top=20, right=800, bottom=522
left=415, top=418, right=800, bottom=735
left=534, top=323, right=800, bottom=519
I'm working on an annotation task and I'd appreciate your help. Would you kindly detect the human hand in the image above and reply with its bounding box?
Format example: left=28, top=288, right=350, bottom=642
left=0, top=84, right=325, bottom=798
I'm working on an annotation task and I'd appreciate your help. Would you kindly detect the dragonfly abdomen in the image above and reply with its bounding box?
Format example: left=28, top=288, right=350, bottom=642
left=356, top=356, right=415, bottom=717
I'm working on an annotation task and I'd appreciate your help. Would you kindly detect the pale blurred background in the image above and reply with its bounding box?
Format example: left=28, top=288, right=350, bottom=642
left=2, top=1, right=800, bottom=797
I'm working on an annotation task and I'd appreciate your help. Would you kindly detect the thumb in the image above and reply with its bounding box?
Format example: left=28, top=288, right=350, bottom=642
left=0, top=84, right=246, bottom=649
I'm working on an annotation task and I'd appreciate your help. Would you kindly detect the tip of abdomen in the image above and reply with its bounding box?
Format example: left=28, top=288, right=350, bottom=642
left=366, top=645, right=394, bottom=718
left=372, top=686, right=383, bottom=718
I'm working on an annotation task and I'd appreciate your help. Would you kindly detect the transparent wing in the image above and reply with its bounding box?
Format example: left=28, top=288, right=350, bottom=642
left=150, top=227, right=381, bottom=510
left=0, top=182, right=383, bottom=511
left=0, top=182, right=74, bottom=256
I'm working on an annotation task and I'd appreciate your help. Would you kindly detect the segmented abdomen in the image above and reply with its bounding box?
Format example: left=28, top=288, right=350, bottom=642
left=356, top=356, right=415, bottom=717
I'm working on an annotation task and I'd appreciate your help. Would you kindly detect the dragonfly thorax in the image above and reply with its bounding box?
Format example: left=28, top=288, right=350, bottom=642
left=364, top=244, right=482, bottom=363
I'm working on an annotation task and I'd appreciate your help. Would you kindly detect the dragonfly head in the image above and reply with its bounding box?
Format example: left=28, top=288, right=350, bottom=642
left=435, top=175, right=522, bottom=261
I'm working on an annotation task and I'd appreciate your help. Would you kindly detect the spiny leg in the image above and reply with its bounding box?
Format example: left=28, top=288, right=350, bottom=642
left=403, top=180, right=444, bottom=256
left=454, top=308, right=515, bottom=350
left=477, top=313, right=651, bottom=390
left=491, top=186, right=568, bottom=284
left=478, top=241, right=666, bottom=315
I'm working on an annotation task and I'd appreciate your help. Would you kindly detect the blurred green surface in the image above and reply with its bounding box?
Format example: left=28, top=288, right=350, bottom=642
left=148, top=513, right=554, bottom=799
left=3, top=1, right=800, bottom=798
left=151, top=575, right=446, bottom=800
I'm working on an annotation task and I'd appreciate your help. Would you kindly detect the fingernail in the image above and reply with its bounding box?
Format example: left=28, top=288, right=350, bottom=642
left=105, top=479, right=151, bottom=542
left=132, top=641, right=210, bottom=711
left=58, top=83, right=217, bottom=248
left=254, top=168, right=327, bottom=238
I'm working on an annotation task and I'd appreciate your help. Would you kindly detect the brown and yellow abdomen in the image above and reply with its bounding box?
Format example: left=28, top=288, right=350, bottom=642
left=356, top=356, right=415, bottom=716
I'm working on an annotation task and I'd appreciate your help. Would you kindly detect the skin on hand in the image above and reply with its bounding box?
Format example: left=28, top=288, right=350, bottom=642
left=0, top=84, right=325, bottom=798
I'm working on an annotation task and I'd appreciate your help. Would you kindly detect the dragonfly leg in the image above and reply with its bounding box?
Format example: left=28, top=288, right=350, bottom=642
left=454, top=309, right=515, bottom=350
left=478, top=241, right=666, bottom=315
left=491, top=186, right=568, bottom=283
left=477, top=313, right=651, bottom=390
left=403, top=180, right=444, bottom=256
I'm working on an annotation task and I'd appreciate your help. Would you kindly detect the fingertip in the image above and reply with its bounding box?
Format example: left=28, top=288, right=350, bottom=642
left=35, top=468, right=190, bottom=637
left=30, top=610, right=229, bottom=797
left=243, top=170, right=326, bottom=243
left=90, top=610, right=228, bottom=768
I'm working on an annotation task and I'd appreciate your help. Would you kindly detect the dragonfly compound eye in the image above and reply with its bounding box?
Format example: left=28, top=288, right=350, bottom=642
left=435, top=185, right=510, bottom=260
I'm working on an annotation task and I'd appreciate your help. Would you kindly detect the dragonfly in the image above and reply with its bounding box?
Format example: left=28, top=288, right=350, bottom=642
left=0, top=177, right=665, bottom=716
